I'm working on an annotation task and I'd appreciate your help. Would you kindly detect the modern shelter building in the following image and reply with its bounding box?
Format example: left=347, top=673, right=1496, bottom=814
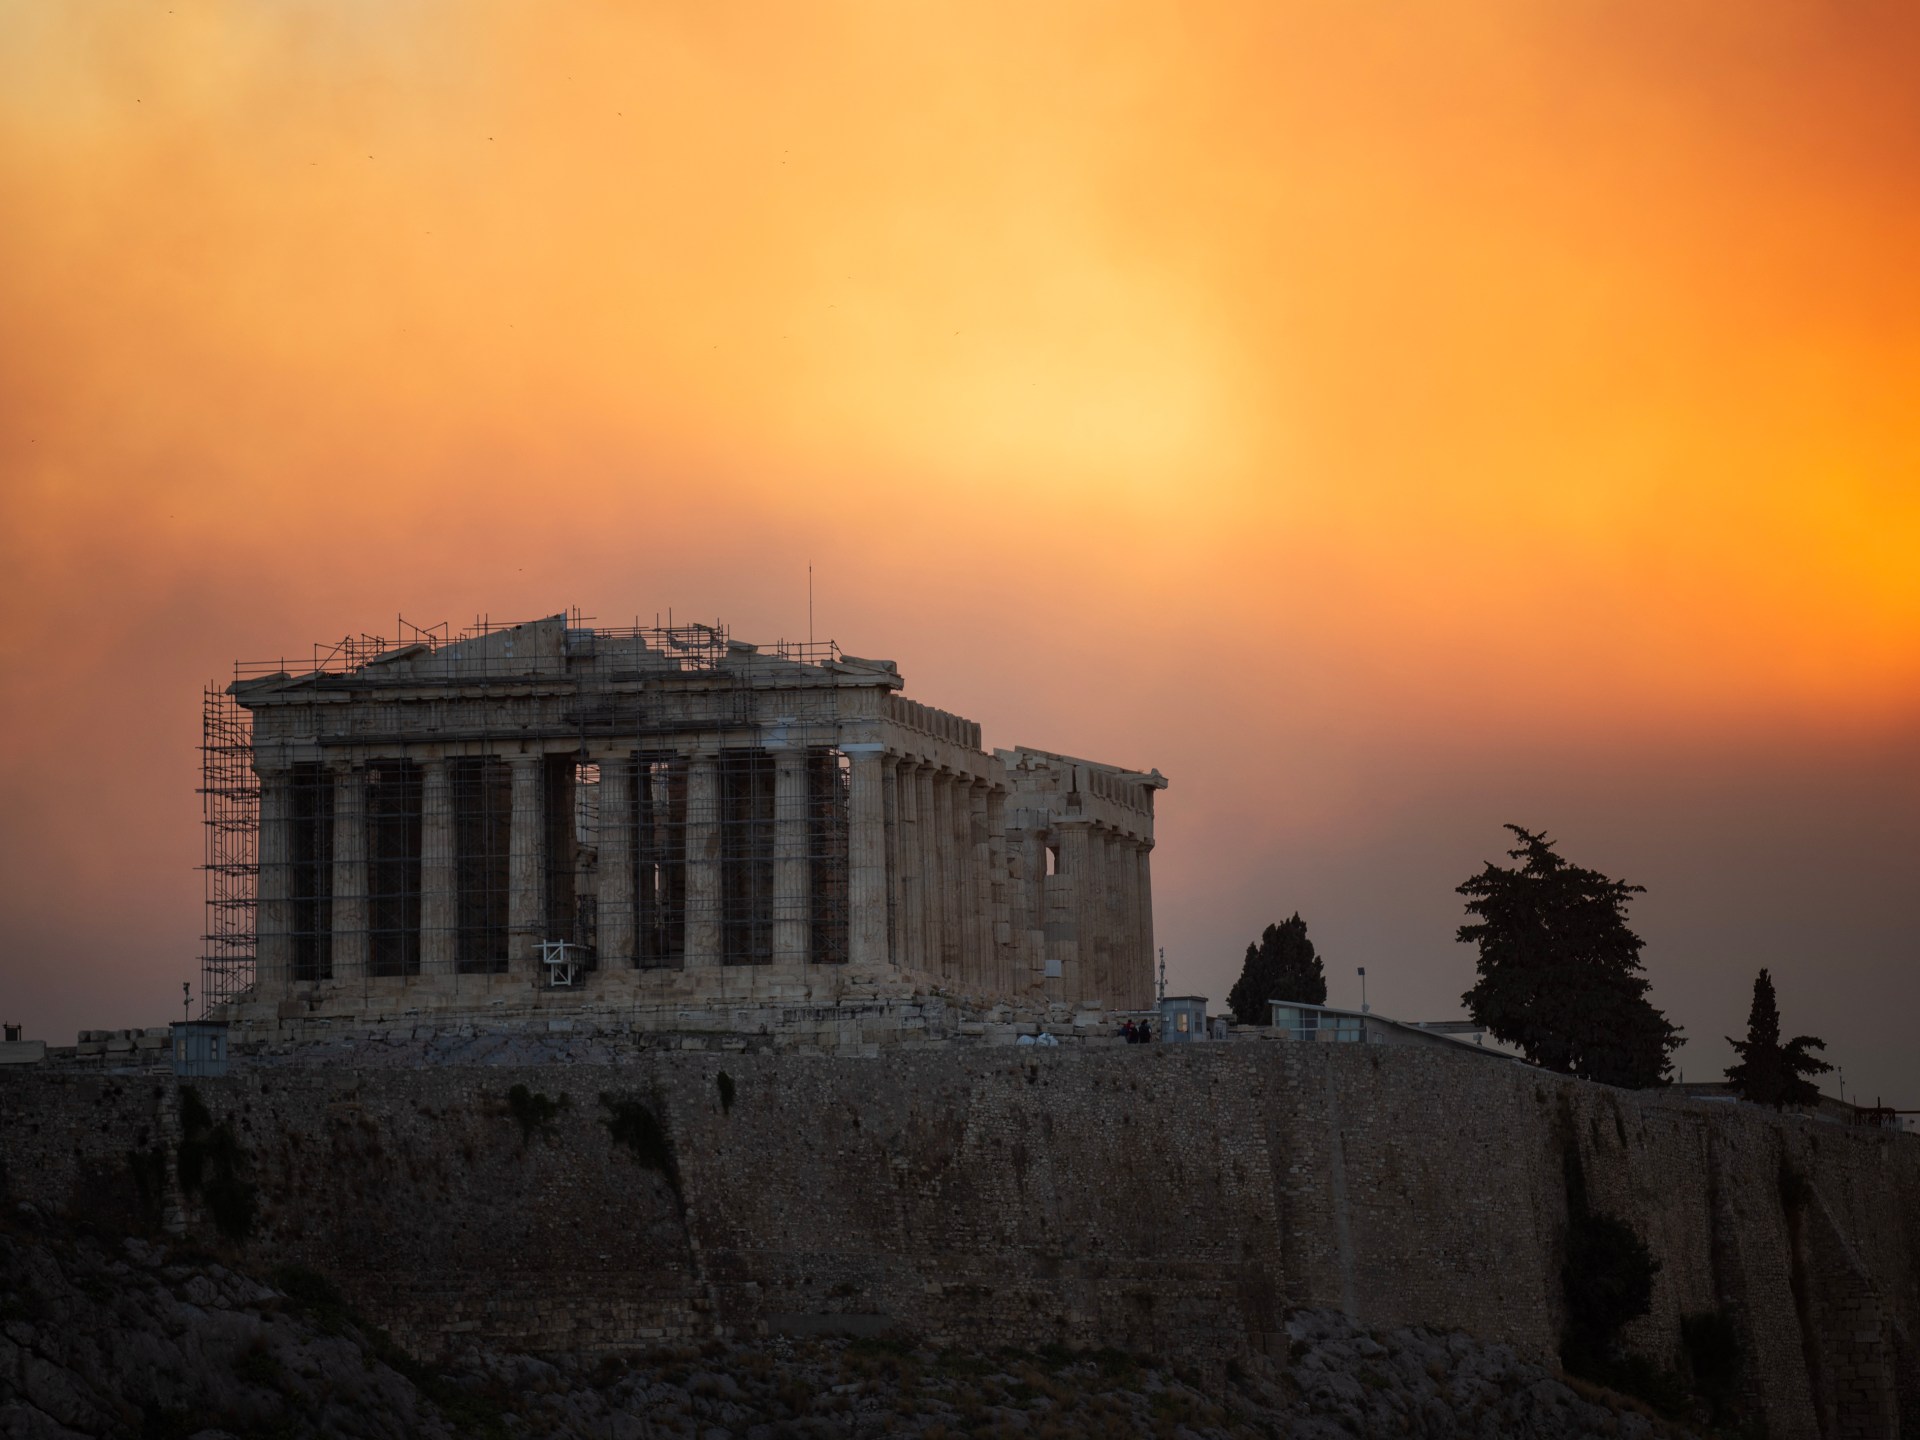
left=1265, top=1000, right=1504, bottom=1058
left=203, top=614, right=1165, bottom=1031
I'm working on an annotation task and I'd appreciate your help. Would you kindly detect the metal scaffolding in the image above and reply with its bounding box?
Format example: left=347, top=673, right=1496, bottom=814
left=204, top=615, right=859, bottom=1005
left=198, top=686, right=258, bottom=1013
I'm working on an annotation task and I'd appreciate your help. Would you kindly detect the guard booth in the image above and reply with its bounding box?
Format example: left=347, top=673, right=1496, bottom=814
left=1158, top=995, right=1211, bottom=1042
left=172, top=1021, right=229, bottom=1078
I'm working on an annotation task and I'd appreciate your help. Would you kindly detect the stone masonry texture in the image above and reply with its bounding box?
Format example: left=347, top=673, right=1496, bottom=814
left=1, top=1043, right=1914, bottom=1439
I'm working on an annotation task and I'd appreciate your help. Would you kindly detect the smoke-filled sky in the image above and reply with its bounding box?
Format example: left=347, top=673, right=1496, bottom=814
left=2, top=1, right=1916, bottom=1101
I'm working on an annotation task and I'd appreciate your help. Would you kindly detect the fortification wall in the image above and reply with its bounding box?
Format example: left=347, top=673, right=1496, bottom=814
left=2, top=1044, right=1914, bottom=1438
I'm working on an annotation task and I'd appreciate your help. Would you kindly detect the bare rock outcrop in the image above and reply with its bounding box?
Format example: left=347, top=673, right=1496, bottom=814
left=1, top=1206, right=1693, bottom=1439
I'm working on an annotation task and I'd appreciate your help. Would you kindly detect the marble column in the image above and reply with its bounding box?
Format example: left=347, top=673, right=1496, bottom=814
left=895, top=761, right=921, bottom=972
left=1011, top=828, right=1039, bottom=984
left=846, top=744, right=888, bottom=968
left=684, top=752, right=722, bottom=967
left=936, top=773, right=962, bottom=983
left=986, top=787, right=1008, bottom=995
left=1058, top=822, right=1093, bottom=1005
left=1118, top=837, right=1142, bottom=1011
left=882, top=756, right=902, bottom=964
left=255, top=767, right=293, bottom=991
left=329, top=766, right=368, bottom=982
left=1136, top=842, right=1156, bottom=1011
left=967, top=781, right=990, bottom=993
left=419, top=759, right=456, bottom=975
left=944, top=779, right=967, bottom=990
left=508, top=754, right=545, bottom=967
left=598, top=756, right=635, bottom=967
left=772, top=747, right=810, bottom=963
left=951, top=776, right=975, bottom=991
left=1042, top=830, right=1072, bottom=996
left=916, top=765, right=939, bottom=980
left=1090, top=827, right=1114, bottom=1007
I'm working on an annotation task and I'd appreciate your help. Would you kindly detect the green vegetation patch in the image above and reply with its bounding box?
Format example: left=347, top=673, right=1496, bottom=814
left=1680, top=1310, right=1743, bottom=1424
left=1558, top=1139, right=1689, bottom=1418
left=175, top=1087, right=257, bottom=1242
left=505, top=1084, right=569, bottom=1144
left=599, top=1093, right=679, bottom=1194
left=126, top=1145, right=168, bottom=1229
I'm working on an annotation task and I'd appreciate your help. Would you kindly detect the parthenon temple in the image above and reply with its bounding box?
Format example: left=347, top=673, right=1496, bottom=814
left=204, top=614, right=1165, bottom=1032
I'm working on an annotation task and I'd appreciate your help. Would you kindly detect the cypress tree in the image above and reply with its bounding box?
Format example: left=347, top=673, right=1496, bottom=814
left=1725, top=968, right=1830, bottom=1108
left=1227, top=913, right=1327, bottom=1025
left=1457, top=826, right=1680, bottom=1088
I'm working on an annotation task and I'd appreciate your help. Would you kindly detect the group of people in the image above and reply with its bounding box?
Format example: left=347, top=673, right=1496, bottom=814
left=1119, top=1018, right=1155, bottom=1044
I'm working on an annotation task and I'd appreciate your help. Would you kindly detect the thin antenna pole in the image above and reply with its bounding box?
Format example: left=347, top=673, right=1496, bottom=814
left=808, top=564, right=814, bottom=646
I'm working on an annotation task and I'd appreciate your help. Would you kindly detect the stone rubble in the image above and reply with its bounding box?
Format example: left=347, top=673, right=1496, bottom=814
left=0, top=1214, right=447, bottom=1439
left=0, top=1206, right=1694, bottom=1440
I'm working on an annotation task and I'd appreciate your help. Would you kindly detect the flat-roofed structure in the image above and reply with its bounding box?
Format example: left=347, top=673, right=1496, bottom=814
left=203, top=614, right=1165, bottom=1033
left=1266, top=1000, right=1509, bottom=1058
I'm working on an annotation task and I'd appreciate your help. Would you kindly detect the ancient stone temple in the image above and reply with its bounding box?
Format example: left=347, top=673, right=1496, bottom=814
left=203, top=614, right=1165, bottom=1033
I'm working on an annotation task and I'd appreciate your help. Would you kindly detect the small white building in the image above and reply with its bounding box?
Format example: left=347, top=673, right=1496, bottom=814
left=1157, top=994, right=1211, bottom=1042
left=172, top=1020, right=230, bottom=1078
left=1267, top=1000, right=1507, bottom=1059
left=0, top=1029, right=45, bottom=1066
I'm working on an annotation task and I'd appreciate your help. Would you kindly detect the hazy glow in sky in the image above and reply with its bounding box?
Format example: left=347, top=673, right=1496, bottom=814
left=2, top=1, right=1915, bottom=1096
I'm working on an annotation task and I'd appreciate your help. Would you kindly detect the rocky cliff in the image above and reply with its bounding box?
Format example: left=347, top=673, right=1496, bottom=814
left=1, top=1042, right=1913, bottom=1437
left=0, top=1207, right=1697, bottom=1439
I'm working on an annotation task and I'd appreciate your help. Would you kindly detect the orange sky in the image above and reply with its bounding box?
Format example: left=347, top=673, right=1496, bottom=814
left=2, top=1, right=1916, bottom=1098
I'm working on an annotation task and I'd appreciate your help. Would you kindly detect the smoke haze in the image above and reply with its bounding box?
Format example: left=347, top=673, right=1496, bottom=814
left=2, top=1, right=1915, bottom=1099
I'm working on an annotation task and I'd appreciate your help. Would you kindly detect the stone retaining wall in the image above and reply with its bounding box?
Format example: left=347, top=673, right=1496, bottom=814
left=1, top=1043, right=1913, bottom=1438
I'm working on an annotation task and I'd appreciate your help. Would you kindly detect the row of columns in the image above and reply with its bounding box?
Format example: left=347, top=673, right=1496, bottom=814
left=258, top=755, right=551, bottom=986
left=584, top=747, right=820, bottom=969
left=255, top=746, right=1151, bottom=1005
left=1074, top=824, right=1155, bottom=1012
left=1017, top=820, right=1155, bottom=1011
left=879, top=755, right=1007, bottom=994
left=256, top=746, right=865, bottom=985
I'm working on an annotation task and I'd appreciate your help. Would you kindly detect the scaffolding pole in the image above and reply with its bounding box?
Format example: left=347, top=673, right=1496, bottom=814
left=199, top=685, right=258, bottom=1014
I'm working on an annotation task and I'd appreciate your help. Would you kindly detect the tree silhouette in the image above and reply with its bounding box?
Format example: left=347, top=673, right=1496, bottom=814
left=1227, top=913, right=1327, bottom=1025
left=1457, top=826, right=1680, bottom=1088
left=1725, top=968, right=1829, bottom=1108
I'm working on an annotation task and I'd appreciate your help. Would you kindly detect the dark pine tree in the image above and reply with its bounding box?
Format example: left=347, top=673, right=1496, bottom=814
left=1227, top=913, right=1327, bottom=1025
left=1457, top=826, right=1681, bottom=1089
left=1725, top=968, right=1830, bottom=1108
